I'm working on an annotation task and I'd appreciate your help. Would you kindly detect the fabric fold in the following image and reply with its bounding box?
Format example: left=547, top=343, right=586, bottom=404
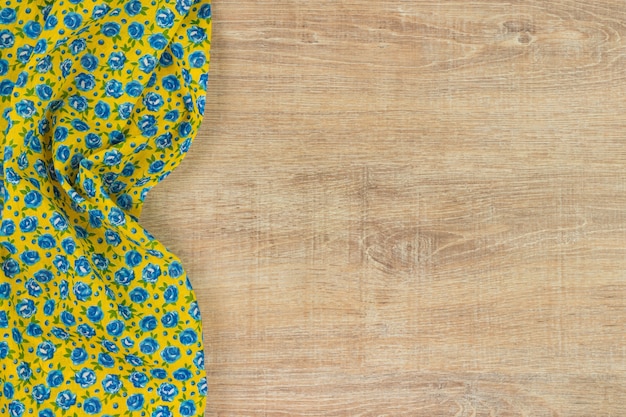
left=0, top=0, right=211, bottom=415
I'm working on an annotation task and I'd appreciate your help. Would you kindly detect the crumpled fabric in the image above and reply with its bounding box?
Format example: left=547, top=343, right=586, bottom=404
left=0, top=0, right=211, bottom=415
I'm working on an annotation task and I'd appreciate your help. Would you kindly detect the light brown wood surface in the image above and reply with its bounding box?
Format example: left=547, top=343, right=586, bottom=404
left=140, top=1, right=626, bottom=415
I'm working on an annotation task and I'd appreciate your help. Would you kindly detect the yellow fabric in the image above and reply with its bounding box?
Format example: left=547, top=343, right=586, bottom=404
left=0, top=0, right=211, bottom=416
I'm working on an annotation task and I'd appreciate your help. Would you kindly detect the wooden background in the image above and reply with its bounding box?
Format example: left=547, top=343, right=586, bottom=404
left=141, top=1, right=626, bottom=415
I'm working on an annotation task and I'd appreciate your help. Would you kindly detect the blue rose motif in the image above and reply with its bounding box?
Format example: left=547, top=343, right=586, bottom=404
left=175, top=0, right=192, bottom=15
left=124, top=80, right=143, bottom=97
left=16, top=299, right=36, bottom=318
left=179, top=329, right=198, bottom=345
left=5, top=167, right=21, bottom=185
left=128, top=21, right=144, bottom=39
left=138, top=54, right=156, bottom=73
left=56, top=390, right=76, bottom=410
left=155, top=132, right=172, bottom=150
left=105, top=229, right=122, bottom=246
left=1, top=219, right=15, bottom=236
left=74, top=367, right=96, bottom=388
left=0, top=79, right=13, bottom=96
left=19, top=250, right=40, bottom=265
left=161, top=310, right=179, bottom=329
left=83, top=397, right=101, bottom=415
left=15, top=99, right=36, bottom=118
left=17, top=361, right=32, bottom=380
left=158, top=382, right=179, bottom=401
left=63, top=12, right=82, bottom=30
left=44, top=14, right=58, bottom=29
left=180, top=138, right=192, bottom=154
left=74, top=258, right=92, bottom=278
left=128, top=371, right=149, bottom=388
left=108, top=51, right=126, bottom=70
left=118, top=101, right=133, bottom=119
left=17, top=152, right=28, bottom=169
left=198, top=3, right=211, bottom=18
left=60, top=58, right=72, bottom=76
left=118, top=304, right=132, bottom=321
left=163, top=285, right=178, bottom=303
left=70, top=347, right=87, bottom=365
left=160, top=75, right=180, bottom=92
left=142, top=263, right=161, bottom=283
left=187, top=25, right=207, bottom=43
left=47, top=370, right=64, bottom=387
left=127, top=394, right=144, bottom=411
left=0, top=310, right=8, bottom=327
left=134, top=316, right=157, bottom=336
left=198, top=377, right=208, bottom=396
left=149, top=33, right=168, bottom=50
left=138, top=114, right=158, bottom=136
left=152, top=406, right=173, bottom=417
left=74, top=73, right=95, bottom=91
left=125, top=0, right=142, bottom=16
left=106, top=319, right=125, bottom=337
left=80, top=53, right=99, bottom=71
left=92, top=253, right=109, bottom=270
left=98, top=352, right=115, bottom=367
left=159, top=50, right=173, bottom=67
left=198, top=95, right=206, bottom=114
left=168, top=260, right=183, bottom=278
left=24, top=190, right=42, bottom=208
left=68, top=94, right=88, bottom=111
left=88, top=209, right=104, bottom=228
left=31, top=384, right=51, bottom=403
left=35, top=55, right=51, bottom=73
left=92, top=3, right=110, bottom=18
left=85, top=132, right=102, bottom=149
left=95, top=100, right=111, bottom=119
left=35, top=83, right=52, bottom=100
left=173, top=367, right=193, bottom=381
left=15, top=70, right=27, bottom=86
left=0, top=341, right=9, bottom=359
left=54, top=126, right=69, bottom=142
left=109, top=180, right=126, bottom=193
left=188, top=50, right=206, bottom=68
left=26, top=322, right=42, bottom=337
left=50, top=327, right=69, bottom=340
left=122, top=249, right=141, bottom=267
left=71, top=118, right=89, bottom=131
left=117, top=193, right=133, bottom=210
left=57, top=284, right=70, bottom=305
left=0, top=8, right=16, bottom=24
left=156, top=8, right=175, bottom=28
left=102, top=22, right=121, bottom=37
left=103, top=149, right=121, bottom=165
left=52, top=255, right=69, bottom=273
left=190, top=301, right=202, bottom=322
left=200, top=72, right=209, bottom=90
left=25, top=279, right=42, bottom=297
left=60, top=237, right=76, bottom=254
left=3, top=381, right=13, bottom=398
left=102, top=374, right=122, bottom=393
left=60, top=311, right=76, bottom=327
left=143, top=91, right=164, bottom=111
left=34, top=38, right=46, bottom=53
left=43, top=299, right=55, bottom=315
left=148, top=160, right=165, bottom=173
left=0, top=283, right=10, bottom=298
left=139, top=337, right=160, bottom=354
left=23, top=20, right=41, bottom=38
left=0, top=58, right=7, bottom=74
left=179, top=400, right=196, bottom=416
left=36, top=341, right=56, bottom=360
left=77, top=323, right=96, bottom=338
left=108, top=207, right=126, bottom=226
left=38, top=233, right=56, bottom=249
left=84, top=306, right=103, bottom=324
left=8, top=400, right=25, bottom=417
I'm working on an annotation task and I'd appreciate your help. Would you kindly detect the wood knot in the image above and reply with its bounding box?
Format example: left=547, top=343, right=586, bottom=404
left=502, top=20, right=535, bottom=34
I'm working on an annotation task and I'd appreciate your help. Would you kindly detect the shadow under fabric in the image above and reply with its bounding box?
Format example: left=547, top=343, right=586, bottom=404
left=0, top=0, right=211, bottom=416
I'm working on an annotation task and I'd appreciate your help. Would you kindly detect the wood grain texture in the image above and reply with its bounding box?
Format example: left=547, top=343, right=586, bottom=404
left=140, top=1, right=626, bottom=415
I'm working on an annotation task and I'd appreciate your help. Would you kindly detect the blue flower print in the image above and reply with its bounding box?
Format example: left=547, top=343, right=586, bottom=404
left=0, top=8, right=16, bottom=24
left=156, top=8, right=175, bottom=28
left=55, top=390, right=76, bottom=410
left=108, top=51, right=126, bottom=70
left=101, top=22, right=121, bottom=37
left=63, top=12, right=82, bottom=30
left=23, top=20, right=41, bottom=38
